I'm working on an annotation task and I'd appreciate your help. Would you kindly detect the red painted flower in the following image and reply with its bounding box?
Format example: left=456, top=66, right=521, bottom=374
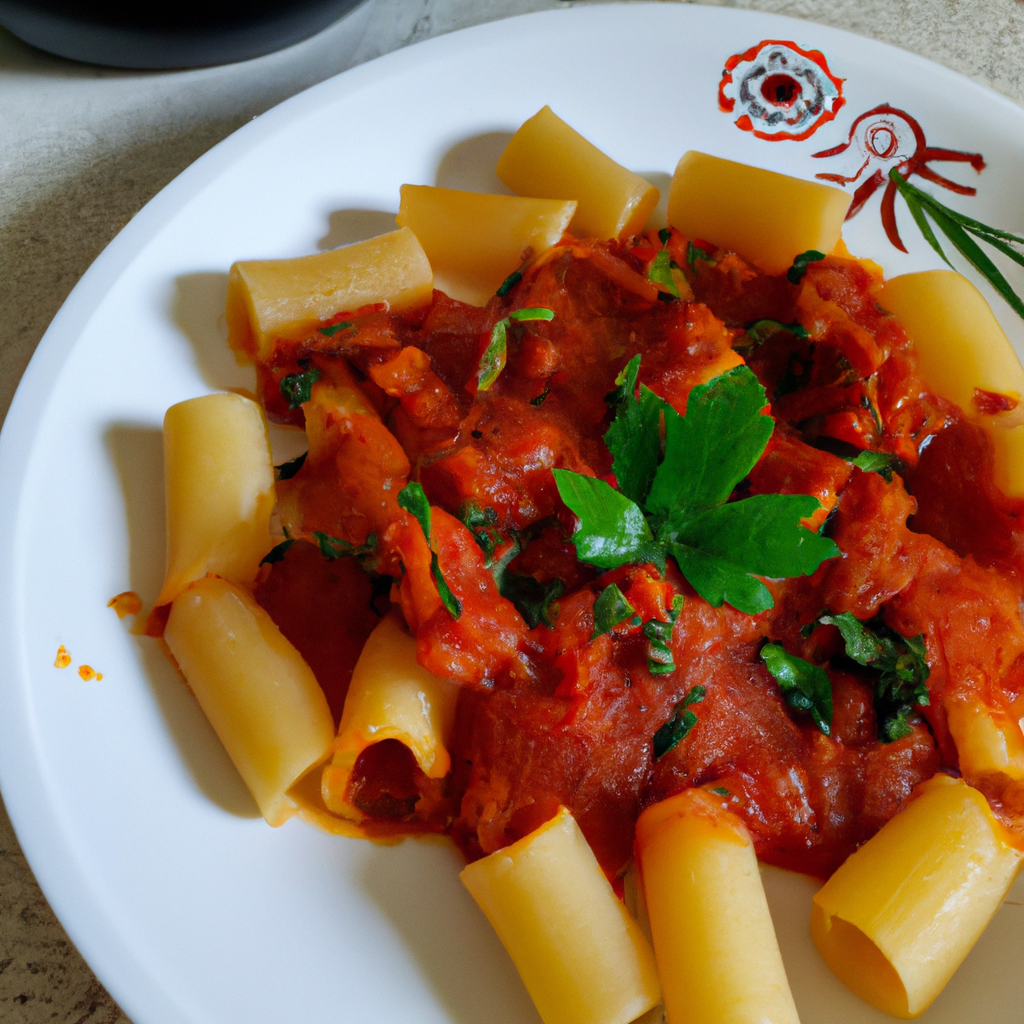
left=812, top=104, right=985, bottom=250
left=719, top=40, right=844, bottom=142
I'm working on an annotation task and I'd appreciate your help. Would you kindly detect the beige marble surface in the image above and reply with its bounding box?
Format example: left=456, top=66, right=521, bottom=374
left=1, top=0, right=1023, bottom=1020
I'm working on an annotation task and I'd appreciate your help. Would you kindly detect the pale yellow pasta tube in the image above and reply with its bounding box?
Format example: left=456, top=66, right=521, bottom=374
left=811, top=774, right=1024, bottom=1018
left=226, top=227, right=433, bottom=361
left=634, top=788, right=800, bottom=1024
left=460, top=806, right=661, bottom=1024
left=880, top=270, right=1024, bottom=495
left=396, top=185, right=576, bottom=305
left=667, top=151, right=851, bottom=276
left=157, top=392, right=275, bottom=607
left=946, top=697, right=1024, bottom=785
left=496, top=106, right=659, bottom=241
left=321, top=611, right=460, bottom=820
left=164, top=576, right=335, bottom=827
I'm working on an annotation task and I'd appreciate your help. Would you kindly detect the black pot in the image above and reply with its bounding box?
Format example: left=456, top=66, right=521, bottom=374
left=0, top=0, right=367, bottom=68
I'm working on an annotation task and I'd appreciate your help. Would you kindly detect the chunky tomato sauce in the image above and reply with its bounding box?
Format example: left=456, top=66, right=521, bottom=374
left=250, top=231, right=1024, bottom=880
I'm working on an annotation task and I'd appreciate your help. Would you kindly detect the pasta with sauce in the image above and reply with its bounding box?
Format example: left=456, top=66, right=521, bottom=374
left=152, top=107, right=1024, bottom=1022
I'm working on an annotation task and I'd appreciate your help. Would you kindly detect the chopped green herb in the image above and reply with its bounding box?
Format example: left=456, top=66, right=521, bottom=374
left=808, top=612, right=930, bottom=742
left=761, top=643, right=833, bottom=735
left=274, top=451, right=307, bottom=480
left=280, top=366, right=321, bottom=409
left=889, top=169, right=1024, bottom=323
left=496, top=269, right=523, bottom=297
left=591, top=583, right=636, bottom=640
left=686, top=241, right=712, bottom=271
left=787, top=250, right=826, bottom=284
left=319, top=320, right=354, bottom=338
left=398, top=482, right=461, bottom=619
left=644, top=594, right=684, bottom=674
left=738, top=319, right=809, bottom=353
left=313, top=531, right=377, bottom=562
left=260, top=539, right=295, bottom=565
left=711, top=786, right=730, bottom=796
left=653, top=684, right=706, bottom=760
left=530, top=388, right=550, bottom=407
left=658, top=227, right=672, bottom=245
left=500, top=573, right=564, bottom=629
left=648, top=250, right=680, bottom=298
left=477, top=307, right=555, bottom=392
left=860, top=393, right=883, bottom=435
left=461, top=504, right=501, bottom=563
left=847, top=449, right=895, bottom=481
left=556, top=364, right=839, bottom=614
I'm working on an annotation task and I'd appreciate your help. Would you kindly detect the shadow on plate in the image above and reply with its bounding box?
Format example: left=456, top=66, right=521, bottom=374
left=104, top=421, right=259, bottom=819
left=359, top=835, right=541, bottom=1024
left=435, top=131, right=514, bottom=194
left=171, top=271, right=254, bottom=393
left=318, top=209, right=398, bottom=251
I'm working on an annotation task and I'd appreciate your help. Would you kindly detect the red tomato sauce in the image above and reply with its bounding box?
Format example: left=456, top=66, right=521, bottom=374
left=253, top=231, right=1024, bottom=880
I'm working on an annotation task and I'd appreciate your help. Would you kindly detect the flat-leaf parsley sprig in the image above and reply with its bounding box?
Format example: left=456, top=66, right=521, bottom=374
left=553, top=358, right=840, bottom=615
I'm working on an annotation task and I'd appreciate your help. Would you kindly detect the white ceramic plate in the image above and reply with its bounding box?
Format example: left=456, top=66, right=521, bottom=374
left=2, top=5, right=1023, bottom=1023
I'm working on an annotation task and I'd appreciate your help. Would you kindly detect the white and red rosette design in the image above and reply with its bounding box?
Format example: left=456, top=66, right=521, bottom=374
left=719, top=40, right=845, bottom=142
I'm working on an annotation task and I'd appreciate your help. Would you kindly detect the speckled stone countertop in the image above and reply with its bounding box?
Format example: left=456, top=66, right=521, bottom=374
left=2, top=0, right=1023, bottom=1020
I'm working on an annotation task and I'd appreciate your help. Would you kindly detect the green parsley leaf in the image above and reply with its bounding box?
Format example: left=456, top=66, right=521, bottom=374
left=787, top=250, right=826, bottom=284
left=552, top=470, right=665, bottom=572
left=648, top=250, right=680, bottom=298
left=686, top=241, right=712, bottom=271
left=847, top=449, right=895, bottom=481
left=658, top=227, right=672, bottom=245
left=603, top=356, right=664, bottom=506
left=592, top=583, right=636, bottom=639
left=653, top=684, right=706, bottom=759
left=496, top=269, right=522, bottom=297
left=530, top=388, right=550, bottom=407
left=280, top=366, right=321, bottom=409
left=557, top=363, right=839, bottom=614
left=477, top=307, right=555, bottom=392
left=761, top=643, right=833, bottom=735
left=274, top=451, right=307, bottom=481
left=319, top=320, right=354, bottom=338
left=260, top=539, right=295, bottom=565
left=810, top=612, right=930, bottom=742
left=646, top=366, right=774, bottom=515
left=711, top=786, right=730, bottom=796
left=644, top=594, right=683, bottom=674
left=398, top=482, right=461, bottom=619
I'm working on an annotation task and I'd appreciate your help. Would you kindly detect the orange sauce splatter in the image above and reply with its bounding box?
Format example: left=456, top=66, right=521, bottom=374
left=78, top=665, right=102, bottom=681
left=108, top=591, right=142, bottom=618
left=54, top=645, right=71, bottom=668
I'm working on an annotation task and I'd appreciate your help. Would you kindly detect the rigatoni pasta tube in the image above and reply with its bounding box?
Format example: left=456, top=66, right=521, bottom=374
left=460, top=806, right=661, bottom=1024
left=879, top=270, right=1024, bottom=495
left=811, top=774, right=1024, bottom=1018
left=321, top=611, right=460, bottom=820
left=667, top=151, right=851, bottom=276
left=496, top=106, right=659, bottom=241
left=396, top=185, right=576, bottom=305
left=157, top=392, right=275, bottom=607
left=226, top=227, right=433, bottom=361
left=634, top=788, right=800, bottom=1024
left=164, top=576, right=335, bottom=827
